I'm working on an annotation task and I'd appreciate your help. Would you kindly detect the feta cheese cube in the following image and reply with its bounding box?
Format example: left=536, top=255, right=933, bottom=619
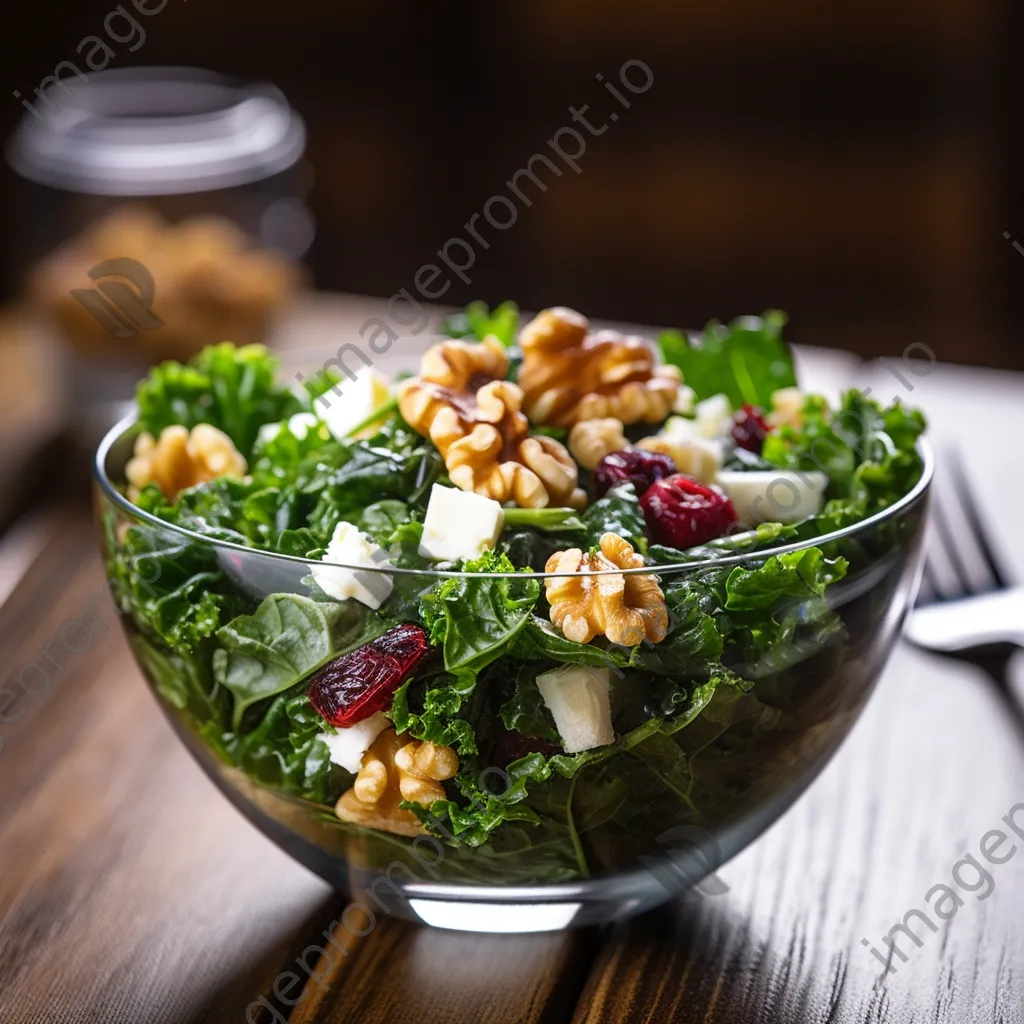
left=318, top=367, right=392, bottom=441
left=638, top=416, right=723, bottom=484
left=419, top=484, right=505, bottom=562
left=321, top=712, right=390, bottom=774
left=716, top=469, right=828, bottom=525
left=695, top=393, right=733, bottom=438
left=536, top=665, right=614, bottom=754
left=312, top=521, right=394, bottom=609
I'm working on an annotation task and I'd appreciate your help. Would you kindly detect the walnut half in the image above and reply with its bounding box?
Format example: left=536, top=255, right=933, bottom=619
left=335, top=728, right=459, bottom=838
left=398, top=338, right=586, bottom=509
left=545, top=533, right=668, bottom=647
left=125, top=423, right=247, bottom=501
left=518, top=307, right=681, bottom=428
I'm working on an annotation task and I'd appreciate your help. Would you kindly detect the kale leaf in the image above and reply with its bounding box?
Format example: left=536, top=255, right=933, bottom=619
left=390, top=676, right=478, bottom=754
left=229, top=692, right=347, bottom=804
left=136, top=343, right=303, bottom=458
left=763, top=388, right=925, bottom=513
left=573, top=483, right=647, bottom=551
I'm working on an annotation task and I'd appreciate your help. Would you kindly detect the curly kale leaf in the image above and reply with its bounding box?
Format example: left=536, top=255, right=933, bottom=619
left=136, top=343, right=303, bottom=458
left=389, top=676, right=478, bottom=754
left=229, top=692, right=348, bottom=804
left=104, top=514, right=247, bottom=656
left=763, top=388, right=926, bottom=512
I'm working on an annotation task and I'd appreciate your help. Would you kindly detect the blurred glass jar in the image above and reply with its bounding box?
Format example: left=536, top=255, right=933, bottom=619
left=6, top=66, right=313, bottom=439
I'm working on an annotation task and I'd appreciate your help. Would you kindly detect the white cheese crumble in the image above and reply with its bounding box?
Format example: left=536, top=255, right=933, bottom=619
left=318, top=367, right=392, bottom=441
left=418, top=484, right=505, bottom=562
left=536, top=665, right=614, bottom=754
left=312, top=521, right=394, bottom=609
left=716, top=469, right=828, bottom=525
left=695, top=393, right=734, bottom=438
left=321, top=711, right=390, bottom=773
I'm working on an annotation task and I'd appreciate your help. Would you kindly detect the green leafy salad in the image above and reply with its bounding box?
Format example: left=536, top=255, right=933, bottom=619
left=103, top=303, right=926, bottom=882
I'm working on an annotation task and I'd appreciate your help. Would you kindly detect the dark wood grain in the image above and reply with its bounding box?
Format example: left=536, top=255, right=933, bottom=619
left=290, top=917, right=597, bottom=1024
left=0, top=504, right=334, bottom=1024
left=567, top=644, right=1024, bottom=1022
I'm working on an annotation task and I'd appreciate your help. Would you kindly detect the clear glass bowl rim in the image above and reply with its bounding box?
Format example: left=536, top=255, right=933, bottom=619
left=94, top=411, right=933, bottom=580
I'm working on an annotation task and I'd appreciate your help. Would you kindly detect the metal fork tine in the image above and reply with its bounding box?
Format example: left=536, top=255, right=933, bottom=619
left=946, top=450, right=1011, bottom=590
left=931, top=493, right=973, bottom=599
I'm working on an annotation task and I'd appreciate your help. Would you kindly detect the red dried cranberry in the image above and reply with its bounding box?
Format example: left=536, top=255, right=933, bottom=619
left=594, top=448, right=676, bottom=498
left=732, top=404, right=770, bottom=454
left=640, top=474, right=738, bottom=548
left=308, top=623, right=431, bottom=727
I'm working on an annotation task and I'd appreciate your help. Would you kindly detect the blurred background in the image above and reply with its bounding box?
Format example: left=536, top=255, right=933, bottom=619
left=0, top=0, right=1021, bottom=523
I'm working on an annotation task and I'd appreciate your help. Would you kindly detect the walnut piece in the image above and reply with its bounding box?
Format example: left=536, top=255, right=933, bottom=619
left=125, top=424, right=247, bottom=501
left=518, top=307, right=681, bottom=428
left=568, top=418, right=628, bottom=471
left=399, top=339, right=586, bottom=509
left=418, top=335, right=509, bottom=390
left=335, top=728, right=458, bottom=838
left=545, top=532, right=668, bottom=647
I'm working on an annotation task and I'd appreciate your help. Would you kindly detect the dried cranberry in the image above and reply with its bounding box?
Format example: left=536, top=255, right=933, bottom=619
left=732, top=404, right=770, bottom=454
left=594, top=448, right=676, bottom=498
left=640, top=474, right=738, bottom=548
left=308, top=623, right=431, bottom=727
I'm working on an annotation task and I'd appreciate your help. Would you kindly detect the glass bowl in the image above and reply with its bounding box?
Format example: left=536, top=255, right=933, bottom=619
left=94, top=415, right=931, bottom=933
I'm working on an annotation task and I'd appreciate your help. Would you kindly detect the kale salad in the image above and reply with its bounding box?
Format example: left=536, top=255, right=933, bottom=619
left=102, top=303, right=927, bottom=883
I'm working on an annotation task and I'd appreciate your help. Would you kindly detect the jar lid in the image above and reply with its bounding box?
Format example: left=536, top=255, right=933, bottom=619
left=7, top=67, right=306, bottom=196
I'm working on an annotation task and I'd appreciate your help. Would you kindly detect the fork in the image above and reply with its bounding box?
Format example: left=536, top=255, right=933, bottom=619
left=904, top=450, right=1024, bottom=733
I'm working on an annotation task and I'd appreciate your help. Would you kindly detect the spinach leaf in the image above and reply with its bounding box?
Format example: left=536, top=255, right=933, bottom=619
left=213, top=594, right=381, bottom=730
left=659, top=311, right=796, bottom=408
left=419, top=552, right=541, bottom=676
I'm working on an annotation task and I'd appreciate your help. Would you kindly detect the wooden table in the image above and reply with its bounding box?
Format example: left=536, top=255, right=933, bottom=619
left=1, top=297, right=1022, bottom=1023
